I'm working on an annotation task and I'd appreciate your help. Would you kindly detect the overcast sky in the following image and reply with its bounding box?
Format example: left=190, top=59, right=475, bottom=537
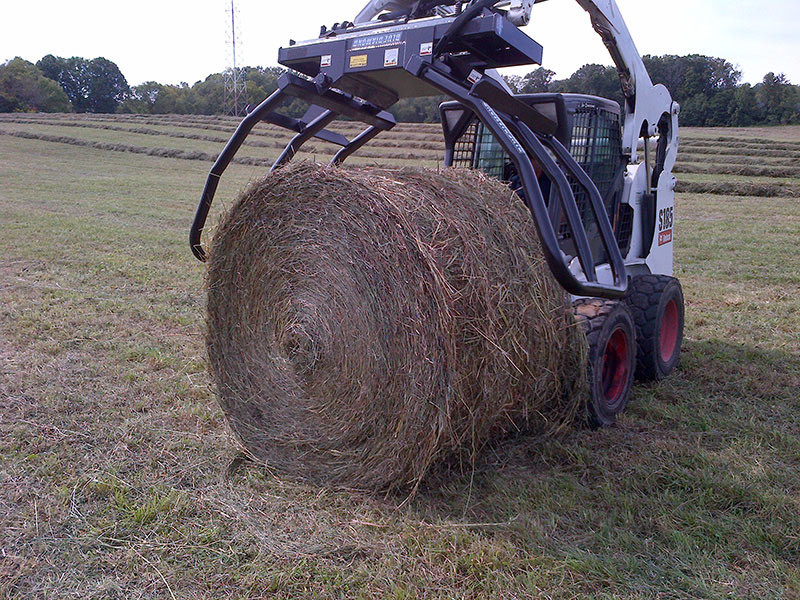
left=2, top=0, right=798, bottom=88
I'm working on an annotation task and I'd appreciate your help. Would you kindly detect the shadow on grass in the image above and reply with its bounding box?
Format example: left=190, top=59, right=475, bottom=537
left=409, top=338, right=799, bottom=522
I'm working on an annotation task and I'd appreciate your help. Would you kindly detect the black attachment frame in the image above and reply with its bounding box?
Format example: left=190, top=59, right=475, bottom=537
left=190, top=8, right=627, bottom=298
left=190, top=73, right=396, bottom=261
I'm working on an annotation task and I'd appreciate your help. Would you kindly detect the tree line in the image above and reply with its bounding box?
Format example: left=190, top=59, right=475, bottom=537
left=505, top=56, right=800, bottom=127
left=1, top=53, right=799, bottom=127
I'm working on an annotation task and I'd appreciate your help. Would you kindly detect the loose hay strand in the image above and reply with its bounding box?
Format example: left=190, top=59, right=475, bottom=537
left=205, top=162, right=587, bottom=493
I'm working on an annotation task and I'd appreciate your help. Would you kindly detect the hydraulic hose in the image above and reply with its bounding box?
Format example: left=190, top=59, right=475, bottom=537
left=433, top=0, right=502, bottom=56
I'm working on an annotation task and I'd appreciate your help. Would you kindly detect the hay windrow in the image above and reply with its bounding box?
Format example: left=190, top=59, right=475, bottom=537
left=674, top=162, right=800, bottom=178
left=676, top=179, right=800, bottom=198
left=205, top=162, right=587, bottom=493
left=679, top=146, right=800, bottom=159
left=680, top=138, right=800, bottom=152
left=675, top=155, right=800, bottom=168
left=0, top=126, right=439, bottom=163
left=0, top=116, right=445, bottom=155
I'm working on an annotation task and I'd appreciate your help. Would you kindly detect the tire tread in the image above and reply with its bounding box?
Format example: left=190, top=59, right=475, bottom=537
left=624, top=275, right=683, bottom=381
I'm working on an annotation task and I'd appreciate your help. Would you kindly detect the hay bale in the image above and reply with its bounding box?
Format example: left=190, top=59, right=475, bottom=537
left=205, top=162, right=587, bottom=492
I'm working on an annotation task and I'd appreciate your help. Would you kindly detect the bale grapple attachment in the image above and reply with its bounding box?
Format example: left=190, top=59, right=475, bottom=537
left=190, top=5, right=628, bottom=298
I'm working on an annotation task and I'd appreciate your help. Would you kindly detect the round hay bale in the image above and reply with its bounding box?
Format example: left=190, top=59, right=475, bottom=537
left=206, top=162, right=587, bottom=492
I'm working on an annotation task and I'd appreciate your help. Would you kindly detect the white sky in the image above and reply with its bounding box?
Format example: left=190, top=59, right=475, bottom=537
left=2, top=0, right=798, bottom=88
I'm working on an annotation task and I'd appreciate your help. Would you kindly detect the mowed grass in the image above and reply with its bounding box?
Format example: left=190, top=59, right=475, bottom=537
left=1, top=120, right=799, bottom=599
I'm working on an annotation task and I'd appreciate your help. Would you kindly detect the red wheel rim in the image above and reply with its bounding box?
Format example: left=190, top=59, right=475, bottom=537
left=601, top=327, right=630, bottom=409
left=659, top=299, right=679, bottom=362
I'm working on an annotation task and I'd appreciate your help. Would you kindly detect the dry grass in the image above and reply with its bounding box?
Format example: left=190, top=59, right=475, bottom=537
left=680, top=138, right=800, bottom=151
left=5, top=114, right=800, bottom=196
left=678, top=145, right=800, bottom=159
left=675, top=154, right=800, bottom=167
left=1, top=119, right=798, bottom=599
left=0, top=114, right=447, bottom=146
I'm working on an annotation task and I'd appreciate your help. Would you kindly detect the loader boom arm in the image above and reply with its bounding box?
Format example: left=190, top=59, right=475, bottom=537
left=573, top=0, right=677, bottom=162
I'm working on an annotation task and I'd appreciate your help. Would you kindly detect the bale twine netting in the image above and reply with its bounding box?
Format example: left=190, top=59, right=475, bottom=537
left=206, top=162, right=588, bottom=492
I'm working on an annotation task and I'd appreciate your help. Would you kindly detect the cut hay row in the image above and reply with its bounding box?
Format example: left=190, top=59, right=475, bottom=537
left=0, top=114, right=447, bottom=148
left=677, top=146, right=800, bottom=159
left=105, top=112, right=444, bottom=132
left=0, top=118, right=443, bottom=160
left=7, top=128, right=797, bottom=197
left=680, top=135, right=800, bottom=148
left=0, top=128, right=436, bottom=170
left=0, top=128, right=271, bottom=166
left=676, top=179, right=800, bottom=197
left=206, top=162, right=587, bottom=492
left=100, top=112, right=447, bottom=139
left=673, top=162, right=800, bottom=178
left=2, top=112, right=444, bottom=135
left=676, top=154, right=800, bottom=167
left=680, top=139, right=800, bottom=152
left=0, top=127, right=233, bottom=160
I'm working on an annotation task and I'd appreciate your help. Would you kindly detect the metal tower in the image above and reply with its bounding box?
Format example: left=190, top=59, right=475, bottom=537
left=224, top=0, right=247, bottom=117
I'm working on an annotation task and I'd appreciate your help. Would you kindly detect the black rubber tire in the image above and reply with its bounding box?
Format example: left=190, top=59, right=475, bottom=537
left=574, top=299, right=637, bottom=428
left=623, top=275, right=685, bottom=382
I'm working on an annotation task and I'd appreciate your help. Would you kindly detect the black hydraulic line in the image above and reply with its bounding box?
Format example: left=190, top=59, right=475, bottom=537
left=190, top=86, right=288, bottom=262
left=272, top=109, right=338, bottom=171
left=434, top=0, right=501, bottom=56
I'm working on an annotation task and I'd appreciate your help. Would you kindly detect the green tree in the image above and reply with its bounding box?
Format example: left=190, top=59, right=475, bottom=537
left=118, top=81, right=162, bottom=113
left=680, top=93, right=710, bottom=126
left=729, top=84, right=763, bottom=127
left=243, top=66, right=284, bottom=106
left=0, top=58, right=72, bottom=112
left=85, top=57, right=129, bottom=112
left=502, top=74, right=524, bottom=93
left=551, top=64, right=623, bottom=107
left=37, top=55, right=129, bottom=113
left=643, top=54, right=740, bottom=100
left=37, top=55, right=88, bottom=110
left=519, top=67, right=556, bottom=93
left=0, top=92, right=20, bottom=112
left=392, top=96, right=444, bottom=123
left=706, top=88, right=736, bottom=127
left=757, top=72, right=800, bottom=124
left=191, top=73, right=226, bottom=114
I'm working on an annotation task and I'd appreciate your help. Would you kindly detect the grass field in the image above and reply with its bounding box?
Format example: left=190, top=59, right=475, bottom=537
left=1, top=114, right=798, bottom=599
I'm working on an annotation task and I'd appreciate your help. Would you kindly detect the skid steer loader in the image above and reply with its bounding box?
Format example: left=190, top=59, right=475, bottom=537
left=190, top=0, right=685, bottom=426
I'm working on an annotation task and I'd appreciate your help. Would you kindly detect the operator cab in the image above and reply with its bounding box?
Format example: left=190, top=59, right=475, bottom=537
left=440, top=93, right=633, bottom=264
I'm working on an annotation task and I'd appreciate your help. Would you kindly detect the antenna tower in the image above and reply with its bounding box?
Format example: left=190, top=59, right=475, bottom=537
left=224, top=0, right=246, bottom=116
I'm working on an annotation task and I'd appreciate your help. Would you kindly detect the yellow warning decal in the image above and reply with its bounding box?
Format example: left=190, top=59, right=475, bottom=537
left=350, top=54, right=368, bottom=68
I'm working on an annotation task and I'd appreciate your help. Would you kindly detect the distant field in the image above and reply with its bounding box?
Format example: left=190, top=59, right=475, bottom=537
left=1, top=114, right=798, bottom=599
